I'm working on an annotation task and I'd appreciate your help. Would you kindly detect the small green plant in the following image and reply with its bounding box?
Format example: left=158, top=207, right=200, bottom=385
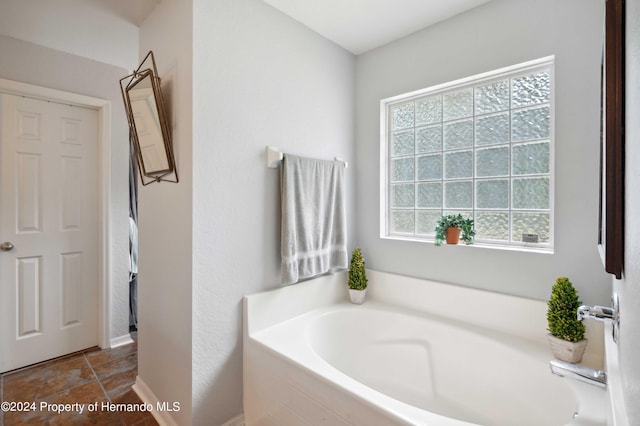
left=547, top=277, right=586, bottom=342
left=348, top=247, right=368, bottom=290
left=434, top=214, right=475, bottom=246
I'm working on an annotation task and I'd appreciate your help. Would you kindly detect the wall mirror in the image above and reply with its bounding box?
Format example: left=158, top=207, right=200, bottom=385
left=598, top=0, right=624, bottom=279
left=120, top=51, right=178, bottom=185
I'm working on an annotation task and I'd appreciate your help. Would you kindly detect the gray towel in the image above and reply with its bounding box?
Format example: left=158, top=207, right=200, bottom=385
left=280, top=154, right=347, bottom=284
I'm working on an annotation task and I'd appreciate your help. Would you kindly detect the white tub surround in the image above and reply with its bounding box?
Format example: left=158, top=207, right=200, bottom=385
left=243, top=270, right=606, bottom=426
left=605, top=320, right=629, bottom=425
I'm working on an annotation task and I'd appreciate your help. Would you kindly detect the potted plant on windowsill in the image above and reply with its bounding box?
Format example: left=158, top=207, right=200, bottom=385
left=434, top=214, right=475, bottom=246
left=547, top=276, right=588, bottom=363
left=347, top=247, right=368, bottom=304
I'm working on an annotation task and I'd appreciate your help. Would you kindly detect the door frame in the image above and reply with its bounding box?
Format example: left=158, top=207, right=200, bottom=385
left=0, top=77, right=112, bottom=349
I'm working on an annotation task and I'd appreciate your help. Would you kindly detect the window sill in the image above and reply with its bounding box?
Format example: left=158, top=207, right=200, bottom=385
left=381, top=235, right=554, bottom=255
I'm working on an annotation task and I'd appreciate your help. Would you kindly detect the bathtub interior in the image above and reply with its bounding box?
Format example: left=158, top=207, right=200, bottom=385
left=244, top=270, right=606, bottom=426
left=306, top=305, right=578, bottom=426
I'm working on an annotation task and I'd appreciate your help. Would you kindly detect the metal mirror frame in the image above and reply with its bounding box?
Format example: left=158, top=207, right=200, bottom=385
left=120, top=51, right=178, bottom=185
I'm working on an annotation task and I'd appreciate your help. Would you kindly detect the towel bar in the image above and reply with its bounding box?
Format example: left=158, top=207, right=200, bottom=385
left=266, top=146, right=348, bottom=169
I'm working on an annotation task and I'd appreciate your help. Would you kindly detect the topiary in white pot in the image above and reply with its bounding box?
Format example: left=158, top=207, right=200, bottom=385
left=547, top=276, right=588, bottom=363
left=348, top=248, right=368, bottom=304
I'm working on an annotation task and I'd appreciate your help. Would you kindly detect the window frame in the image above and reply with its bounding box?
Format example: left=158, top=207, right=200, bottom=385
left=380, top=56, right=555, bottom=252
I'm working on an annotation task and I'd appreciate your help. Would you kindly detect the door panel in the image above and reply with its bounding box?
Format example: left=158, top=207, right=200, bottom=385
left=16, top=153, right=42, bottom=233
left=1, top=93, right=98, bottom=372
left=16, top=256, right=42, bottom=337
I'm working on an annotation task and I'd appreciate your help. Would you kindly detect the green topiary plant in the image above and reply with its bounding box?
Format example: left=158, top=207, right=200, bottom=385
left=434, top=214, right=475, bottom=246
left=348, top=247, right=368, bottom=291
left=547, top=277, right=586, bottom=342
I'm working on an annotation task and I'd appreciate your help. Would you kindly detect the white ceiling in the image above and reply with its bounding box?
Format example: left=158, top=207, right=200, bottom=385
left=91, top=0, right=493, bottom=54
left=93, top=0, right=159, bottom=26
left=262, top=0, right=494, bottom=54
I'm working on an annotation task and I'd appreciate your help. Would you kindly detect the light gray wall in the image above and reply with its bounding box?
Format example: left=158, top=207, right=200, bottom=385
left=137, top=0, right=193, bottom=424
left=191, top=0, right=355, bottom=423
left=614, top=0, right=640, bottom=422
left=0, top=34, right=131, bottom=344
left=355, top=0, right=611, bottom=305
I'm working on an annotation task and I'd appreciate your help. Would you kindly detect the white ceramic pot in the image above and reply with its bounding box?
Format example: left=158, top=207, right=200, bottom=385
left=547, top=333, right=588, bottom=363
left=348, top=288, right=366, bottom=305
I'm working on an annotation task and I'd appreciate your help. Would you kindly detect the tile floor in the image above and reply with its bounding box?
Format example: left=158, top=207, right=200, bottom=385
left=0, top=333, right=158, bottom=425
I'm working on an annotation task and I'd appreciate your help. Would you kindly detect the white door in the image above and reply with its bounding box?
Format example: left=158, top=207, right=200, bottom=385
left=0, top=93, right=98, bottom=373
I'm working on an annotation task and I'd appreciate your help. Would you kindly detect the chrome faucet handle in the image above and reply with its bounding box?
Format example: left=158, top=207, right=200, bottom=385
left=577, top=294, right=620, bottom=343
left=577, top=305, right=617, bottom=322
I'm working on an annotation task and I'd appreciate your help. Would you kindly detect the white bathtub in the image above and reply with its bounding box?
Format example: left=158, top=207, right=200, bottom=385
left=243, top=271, right=606, bottom=426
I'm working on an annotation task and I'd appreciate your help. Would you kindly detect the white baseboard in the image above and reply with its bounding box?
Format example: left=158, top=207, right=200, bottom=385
left=132, top=376, right=178, bottom=426
left=109, top=333, right=135, bottom=349
left=221, top=414, right=245, bottom=426
left=131, top=375, right=244, bottom=426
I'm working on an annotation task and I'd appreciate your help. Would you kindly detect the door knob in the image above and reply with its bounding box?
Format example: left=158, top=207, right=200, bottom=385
left=0, top=241, right=14, bottom=251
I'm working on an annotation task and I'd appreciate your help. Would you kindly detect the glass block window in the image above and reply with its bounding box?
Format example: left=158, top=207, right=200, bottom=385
left=381, top=57, right=554, bottom=250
